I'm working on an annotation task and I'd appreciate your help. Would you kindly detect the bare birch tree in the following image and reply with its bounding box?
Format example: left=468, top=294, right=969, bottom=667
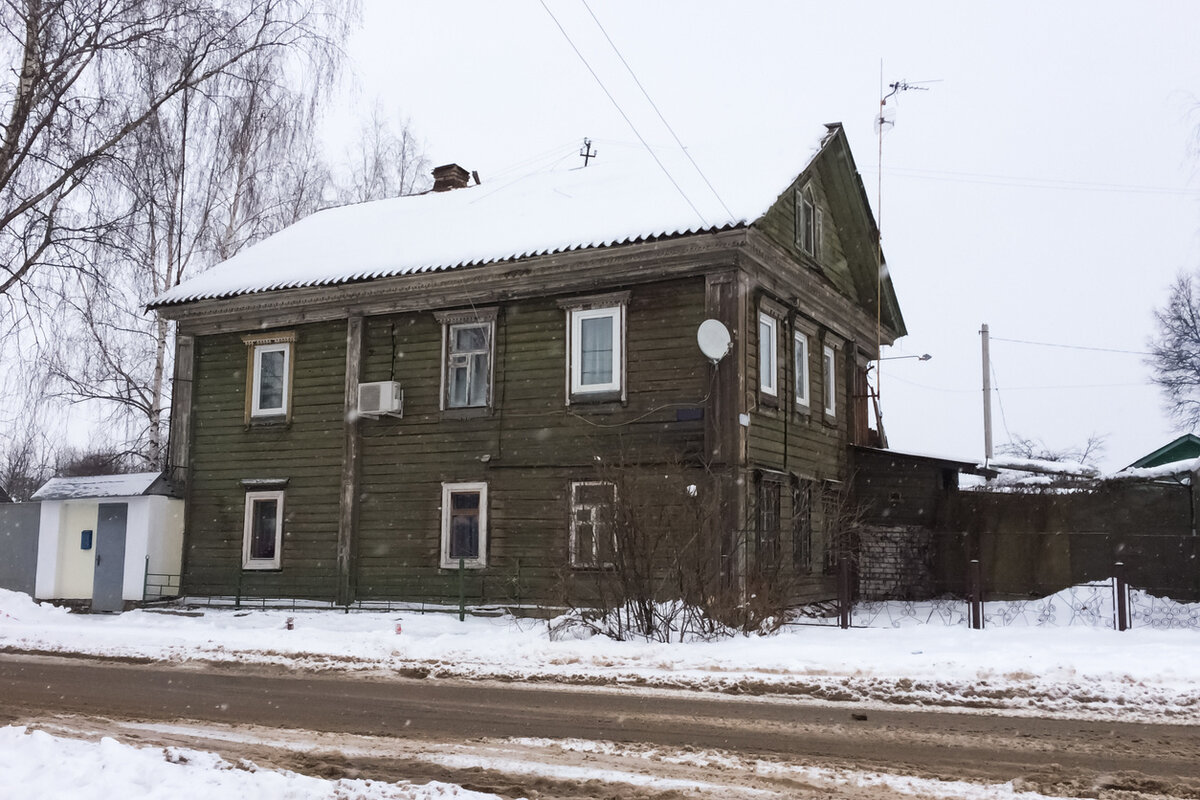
left=336, top=101, right=431, bottom=203
left=1149, top=272, right=1200, bottom=430
left=32, top=1, right=360, bottom=467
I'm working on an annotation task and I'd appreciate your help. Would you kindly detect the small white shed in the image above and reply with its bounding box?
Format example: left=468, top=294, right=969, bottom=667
left=32, top=473, right=184, bottom=611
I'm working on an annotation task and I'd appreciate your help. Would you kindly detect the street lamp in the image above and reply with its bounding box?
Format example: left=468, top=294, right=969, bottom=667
left=878, top=353, right=932, bottom=362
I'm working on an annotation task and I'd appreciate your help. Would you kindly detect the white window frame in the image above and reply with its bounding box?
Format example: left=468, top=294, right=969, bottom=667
left=568, top=305, right=624, bottom=398
left=252, top=342, right=290, bottom=417
left=242, top=490, right=284, bottom=570
left=569, top=480, right=617, bottom=569
left=823, top=345, right=837, bottom=416
left=758, top=312, right=778, bottom=397
left=242, top=332, right=296, bottom=422
left=440, top=481, right=488, bottom=569
left=794, top=331, right=810, bottom=409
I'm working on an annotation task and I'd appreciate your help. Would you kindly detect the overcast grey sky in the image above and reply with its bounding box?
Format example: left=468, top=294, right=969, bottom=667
left=331, top=1, right=1200, bottom=469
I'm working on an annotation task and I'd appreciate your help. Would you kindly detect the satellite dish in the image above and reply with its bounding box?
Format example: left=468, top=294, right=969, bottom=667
left=697, top=319, right=732, bottom=363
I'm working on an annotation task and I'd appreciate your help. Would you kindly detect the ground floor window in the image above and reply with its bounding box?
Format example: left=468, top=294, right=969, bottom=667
left=570, top=481, right=616, bottom=568
left=756, top=475, right=782, bottom=563
left=242, top=490, right=284, bottom=569
left=441, top=482, right=488, bottom=568
left=793, top=478, right=814, bottom=571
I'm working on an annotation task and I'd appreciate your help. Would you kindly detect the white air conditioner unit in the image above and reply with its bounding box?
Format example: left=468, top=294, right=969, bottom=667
left=357, top=381, right=403, bottom=418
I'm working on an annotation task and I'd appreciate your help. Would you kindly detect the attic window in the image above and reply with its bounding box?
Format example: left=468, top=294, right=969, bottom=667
left=795, top=185, right=822, bottom=259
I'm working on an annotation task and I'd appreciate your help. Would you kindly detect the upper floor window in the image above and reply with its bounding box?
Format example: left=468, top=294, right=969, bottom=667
left=758, top=312, right=778, bottom=397
left=823, top=345, right=837, bottom=416
left=242, top=332, right=295, bottom=422
left=435, top=309, right=497, bottom=411
left=570, top=481, right=617, bottom=568
left=796, top=185, right=822, bottom=258
left=242, top=489, right=284, bottom=570
left=441, top=481, right=488, bottom=569
left=794, top=330, right=810, bottom=409
left=559, top=292, right=629, bottom=402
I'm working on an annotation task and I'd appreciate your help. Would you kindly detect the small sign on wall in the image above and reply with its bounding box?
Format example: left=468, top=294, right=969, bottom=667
left=80, top=529, right=93, bottom=550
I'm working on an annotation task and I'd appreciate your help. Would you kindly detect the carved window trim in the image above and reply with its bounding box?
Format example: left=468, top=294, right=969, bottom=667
left=241, top=331, right=296, bottom=424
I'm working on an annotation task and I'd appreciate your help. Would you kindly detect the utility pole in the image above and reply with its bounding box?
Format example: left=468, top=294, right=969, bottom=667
left=981, top=323, right=993, bottom=464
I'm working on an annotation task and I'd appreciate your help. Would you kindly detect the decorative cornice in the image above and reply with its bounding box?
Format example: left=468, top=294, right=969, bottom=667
left=240, top=331, right=296, bottom=346
left=555, top=290, right=631, bottom=310
left=432, top=306, right=498, bottom=325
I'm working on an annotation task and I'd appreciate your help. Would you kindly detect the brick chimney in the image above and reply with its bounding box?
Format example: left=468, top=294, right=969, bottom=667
left=431, top=163, right=471, bottom=192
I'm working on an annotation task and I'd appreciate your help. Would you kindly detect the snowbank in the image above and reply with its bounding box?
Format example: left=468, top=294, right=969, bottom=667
left=0, top=726, right=500, bottom=800
left=1, top=587, right=1198, bottom=723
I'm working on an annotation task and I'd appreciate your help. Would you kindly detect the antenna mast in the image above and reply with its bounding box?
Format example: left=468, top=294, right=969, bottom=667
left=873, top=70, right=933, bottom=445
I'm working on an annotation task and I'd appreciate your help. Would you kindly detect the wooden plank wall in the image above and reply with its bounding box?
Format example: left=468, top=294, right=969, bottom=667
left=183, top=321, right=347, bottom=599
left=183, top=277, right=711, bottom=603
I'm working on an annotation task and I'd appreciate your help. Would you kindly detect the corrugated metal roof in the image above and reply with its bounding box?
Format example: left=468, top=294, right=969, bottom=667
left=152, top=130, right=835, bottom=307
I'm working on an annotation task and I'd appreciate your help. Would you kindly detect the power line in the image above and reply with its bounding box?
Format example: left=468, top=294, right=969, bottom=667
left=990, top=362, right=1014, bottom=443
left=860, top=165, right=1198, bottom=197
left=990, top=336, right=1151, bottom=356
left=578, top=0, right=734, bottom=220
left=536, top=0, right=709, bottom=227
left=886, top=373, right=1150, bottom=394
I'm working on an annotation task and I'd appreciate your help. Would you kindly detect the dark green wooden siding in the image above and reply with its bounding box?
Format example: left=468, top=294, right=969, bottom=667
left=183, top=321, right=346, bottom=599
left=183, top=277, right=712, bottom=603
left=756, top=173, right=859, bottom=301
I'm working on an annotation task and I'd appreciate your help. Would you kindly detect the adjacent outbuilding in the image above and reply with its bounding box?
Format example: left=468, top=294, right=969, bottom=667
left=31, top=473, right=183, bottom=612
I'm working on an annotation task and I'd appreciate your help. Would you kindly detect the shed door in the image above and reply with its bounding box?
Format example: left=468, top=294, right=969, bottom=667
left=0, top=503, right=39, bottom=595
left=92, top=503, right=128, bottom=613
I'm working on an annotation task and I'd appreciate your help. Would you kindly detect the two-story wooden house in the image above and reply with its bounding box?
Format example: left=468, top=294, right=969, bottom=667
left=151, top=123, right=906, bottom=607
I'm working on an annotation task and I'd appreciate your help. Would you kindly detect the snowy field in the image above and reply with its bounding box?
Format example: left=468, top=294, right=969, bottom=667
left=2, top=587, right=1198, bottom=799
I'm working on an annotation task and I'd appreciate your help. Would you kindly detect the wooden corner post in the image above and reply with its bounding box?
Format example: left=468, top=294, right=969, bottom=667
left=337, top=316, right=365, bottom=607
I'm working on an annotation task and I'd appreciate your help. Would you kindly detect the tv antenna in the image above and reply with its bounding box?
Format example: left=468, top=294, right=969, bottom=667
left=873, top=70, right=937, bottom=445
left=579, top=137, right=598, bottom=167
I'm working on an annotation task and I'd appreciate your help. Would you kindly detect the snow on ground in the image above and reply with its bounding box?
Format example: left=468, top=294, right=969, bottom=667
left=1, top=587, right=1197, bottom=724
left=0, top=725, right=500, bottom=800
left=3, top=586, right=1198, bottom=799
left=0, top=720, right=1094, bottom=800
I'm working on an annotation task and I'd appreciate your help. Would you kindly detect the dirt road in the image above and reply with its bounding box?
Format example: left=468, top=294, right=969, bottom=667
left=3, top=653, right=1198, bottom=799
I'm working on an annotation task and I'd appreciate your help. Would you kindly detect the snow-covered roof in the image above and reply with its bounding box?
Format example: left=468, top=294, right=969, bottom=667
left=32, top=472, right=173, bottom=501
left=1107, top=457, right=1199, bottom=482
left=152, top=129, right=837, bottom=307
